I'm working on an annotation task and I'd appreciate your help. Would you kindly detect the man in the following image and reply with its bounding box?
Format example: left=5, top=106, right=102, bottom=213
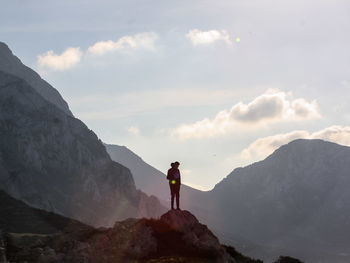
left=166, top=161, right=181, bottom=210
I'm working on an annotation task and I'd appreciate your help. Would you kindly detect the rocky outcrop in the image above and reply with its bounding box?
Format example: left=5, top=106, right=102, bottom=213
left=0, top=42, right=72, bottom=116
left=0, top=70, right=165, bottom=227
left=3, top=204, right=264, bottom=263
left=160, top=210, right=222, bottom=253
left=274, top=256, right=305, bottom=263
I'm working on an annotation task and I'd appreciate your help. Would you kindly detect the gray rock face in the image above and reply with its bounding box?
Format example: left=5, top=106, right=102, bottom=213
left=0, top=42, right=72, bottom=116
left=0, top=70, right=165, bottom=226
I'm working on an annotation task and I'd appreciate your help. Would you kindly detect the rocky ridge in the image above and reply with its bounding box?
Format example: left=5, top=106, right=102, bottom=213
left=0, top=190, right=264, bottom=263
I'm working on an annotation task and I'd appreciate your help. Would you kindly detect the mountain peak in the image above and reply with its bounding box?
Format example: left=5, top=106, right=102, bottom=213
left=268, top=138, right=350, bottom=162
left=283, top=138, right=341, bottom=148
left=0, top=42, right=72, bottom=116
left=0, top=42, right=12, bottom=54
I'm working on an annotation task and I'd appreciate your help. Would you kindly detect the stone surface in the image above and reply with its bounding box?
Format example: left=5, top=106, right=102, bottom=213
left=1, top=197, right=265, bottom=263
left=274, top=256, right=305, bottom=263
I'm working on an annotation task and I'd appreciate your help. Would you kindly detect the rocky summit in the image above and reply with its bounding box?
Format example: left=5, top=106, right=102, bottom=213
left=0, top=194, right=263, bottom=263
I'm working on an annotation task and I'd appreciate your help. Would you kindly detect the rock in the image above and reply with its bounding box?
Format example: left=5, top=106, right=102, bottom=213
left=103, top=218, right=157, bottom=259
left=0, top=205, right=271, bottom=263
left=0, top=247, right=6, bottom=263
left=160, top=210, right=199, bottom=232
left=160, top=210, right=221, bottom=252
left=274, top=256, right=305, bottom=263
left=0, top=230, right=6, bottom=263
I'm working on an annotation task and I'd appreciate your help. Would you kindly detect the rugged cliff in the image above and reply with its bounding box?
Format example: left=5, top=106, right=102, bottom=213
left=0, top=70, right=165, bottom=227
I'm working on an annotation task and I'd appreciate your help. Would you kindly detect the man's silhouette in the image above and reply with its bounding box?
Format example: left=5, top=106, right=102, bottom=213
left=167, top=161, right=181, bottom=210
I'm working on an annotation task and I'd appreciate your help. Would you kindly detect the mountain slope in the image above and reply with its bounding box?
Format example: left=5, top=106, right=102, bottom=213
left=0, top=41, right=72, bottom=116
left=0, top=190, right=93, bottom=234
left=0, top=70, right=165, bottom=227
left=105, top=144, right=205, bottom=208
left=204, top=139, right=350, bottom=263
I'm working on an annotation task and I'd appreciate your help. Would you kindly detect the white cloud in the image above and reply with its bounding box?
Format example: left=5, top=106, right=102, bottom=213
left=36, top=32, right=157, bottom=72
left=312, top=126, right=350, bottom=145
left=37, top=47, right=82, bottom=71
left=87, top=32, right=158, bottom=55
left=186, top=29, right=232, bottom=45
left=127, top=126, right=140, bottom=136
left=241, top=125, right=350, bottom=161
left=172, top=90, right=320, bottom=140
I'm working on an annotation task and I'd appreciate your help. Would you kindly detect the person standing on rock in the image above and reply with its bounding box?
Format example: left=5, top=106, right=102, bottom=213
left=166, top=161, right=181, bottom=210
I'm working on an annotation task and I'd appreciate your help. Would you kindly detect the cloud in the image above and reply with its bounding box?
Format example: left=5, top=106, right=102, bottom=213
left=186, top=29, right=231, bottom=45
left=87, top=32, right=158, bottom=55
left=172, top=90, right=320, bottom=140
left=127, top=126, right=140, bottom=136
left=36, top=32, right=157, bottom=71
left=241, top=125, right=350, bottom=160
left=37, top=47, right=82, bottom=71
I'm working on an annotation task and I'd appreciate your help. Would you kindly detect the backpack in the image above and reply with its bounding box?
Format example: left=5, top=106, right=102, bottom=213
left=173, top=171, right=180, bottom=180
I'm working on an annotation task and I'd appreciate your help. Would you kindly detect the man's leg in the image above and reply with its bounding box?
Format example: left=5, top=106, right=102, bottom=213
left=170, top=184, right=175, bottom=210
left=176, top=185, right=180, bottom=209
left=171, top=194, right=175, bottom=210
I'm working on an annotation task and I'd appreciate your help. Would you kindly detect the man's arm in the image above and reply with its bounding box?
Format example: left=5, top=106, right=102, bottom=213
left=166, top=169, right=170, bottom=180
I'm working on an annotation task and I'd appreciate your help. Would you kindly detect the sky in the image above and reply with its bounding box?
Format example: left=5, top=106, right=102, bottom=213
left=1, top=0, right=350, bottom=190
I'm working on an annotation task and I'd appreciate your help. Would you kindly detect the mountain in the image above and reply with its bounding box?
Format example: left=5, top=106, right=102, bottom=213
left=200, top=139, right=350, bottom=263
left=0, top=191, right=267, bottom=263
left=105, top=144, right=205, bottom=208
left=0, top=42, right=72, bottom=116
left=0, top=44, right=166, bottom=227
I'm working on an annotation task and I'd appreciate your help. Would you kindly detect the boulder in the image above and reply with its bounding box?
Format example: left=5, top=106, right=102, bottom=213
left=274, top=256, right=305, bottom=263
